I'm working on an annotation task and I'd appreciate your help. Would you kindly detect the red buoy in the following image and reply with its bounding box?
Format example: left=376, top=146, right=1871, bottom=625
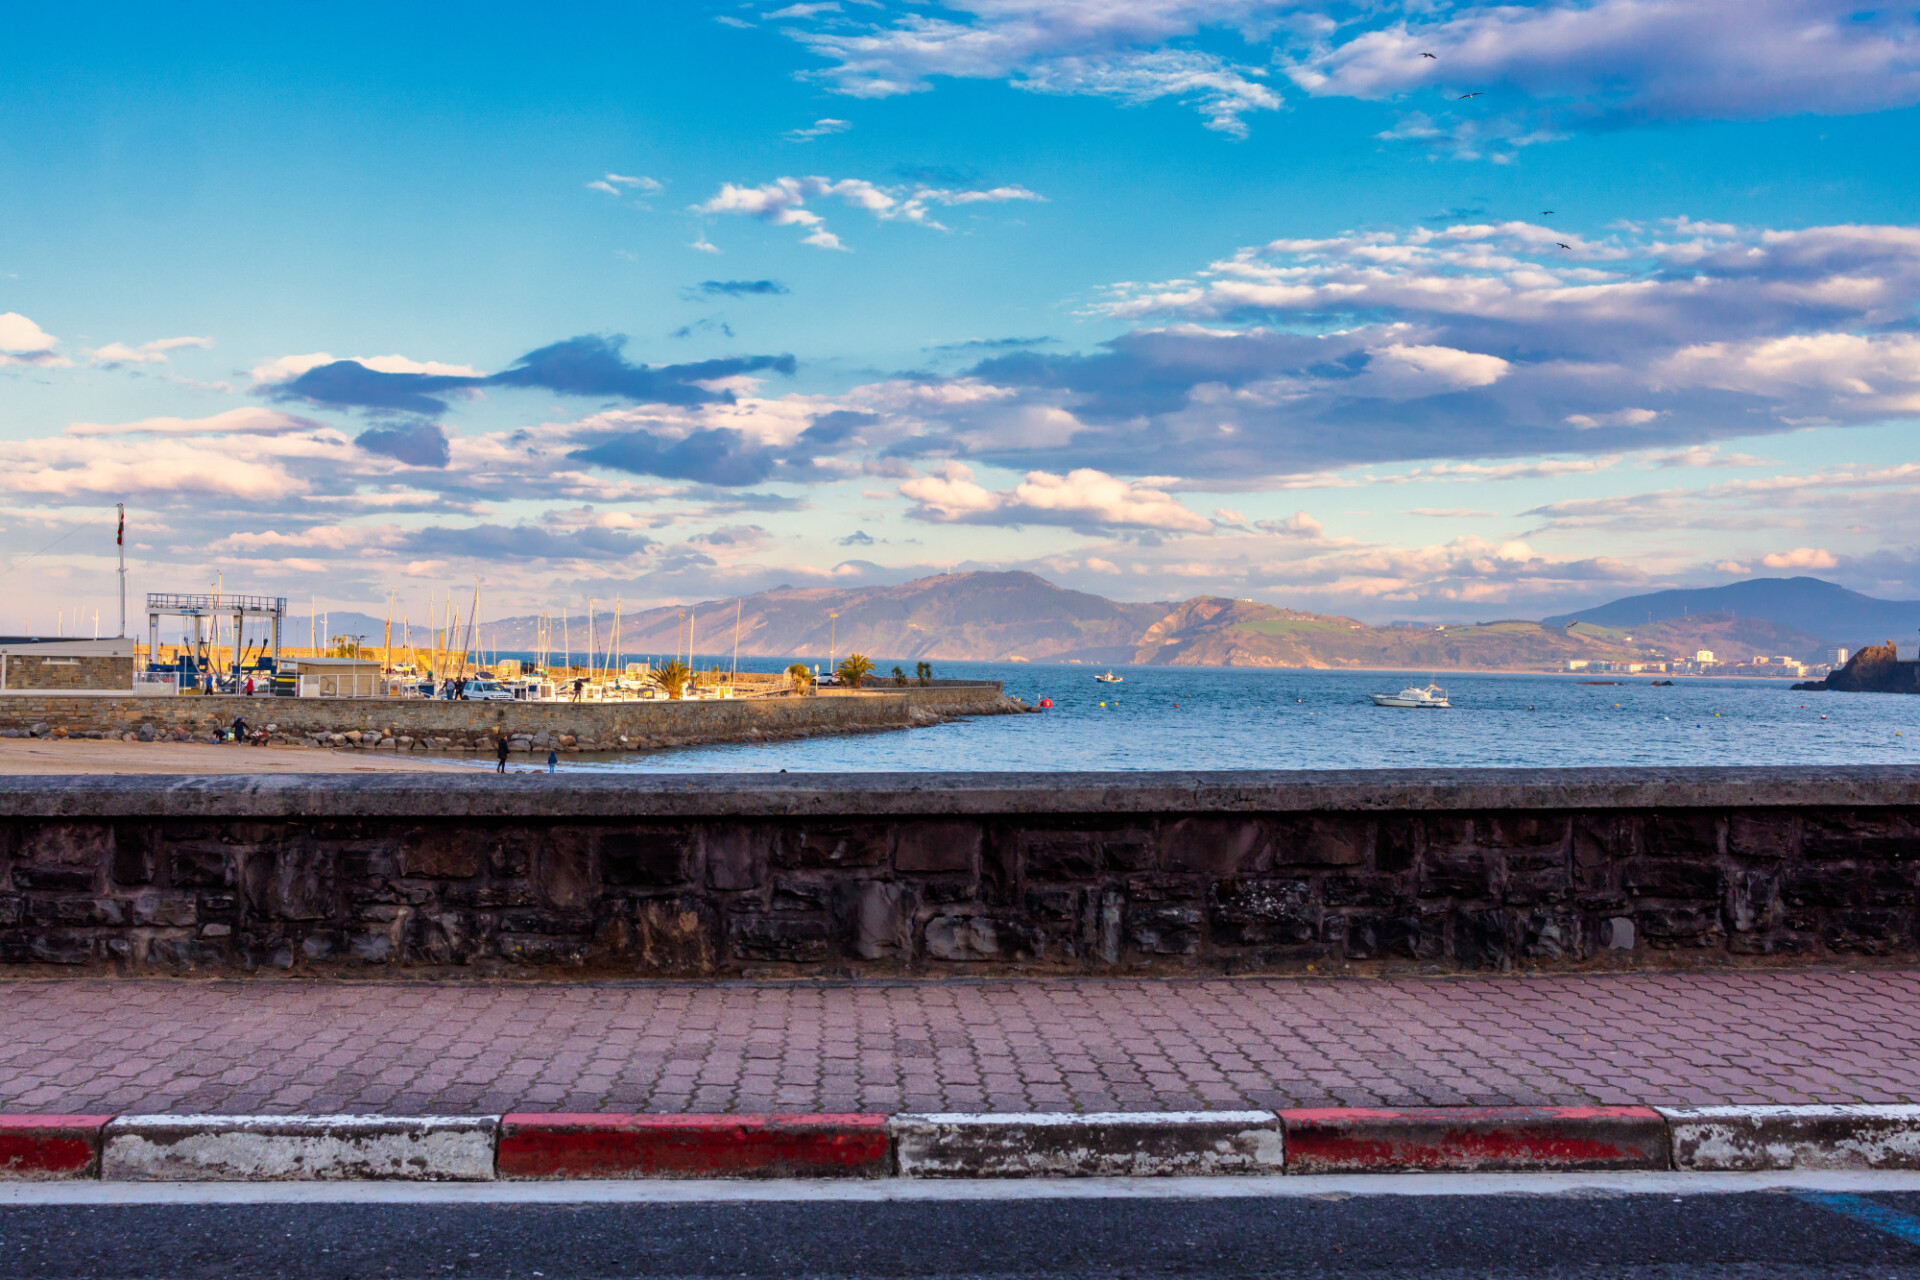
left=1039, top=697, right=1053, bottom=708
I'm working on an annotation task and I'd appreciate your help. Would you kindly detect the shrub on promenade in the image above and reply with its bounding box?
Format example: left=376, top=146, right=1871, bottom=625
left=837, top=653, right=875, bottom=689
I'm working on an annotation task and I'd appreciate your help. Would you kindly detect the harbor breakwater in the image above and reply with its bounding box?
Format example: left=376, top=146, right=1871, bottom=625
left=0, top=684, right=1017, bottom=754
left=0, top=766, right=1916, bottom=976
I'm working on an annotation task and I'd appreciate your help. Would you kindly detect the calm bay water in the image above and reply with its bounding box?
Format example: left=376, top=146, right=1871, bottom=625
left=540, top=661, right=1920, bottom=773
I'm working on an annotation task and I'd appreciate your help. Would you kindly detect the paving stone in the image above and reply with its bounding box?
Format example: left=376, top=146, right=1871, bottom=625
left=3, top=971, right=1920, bottom=1115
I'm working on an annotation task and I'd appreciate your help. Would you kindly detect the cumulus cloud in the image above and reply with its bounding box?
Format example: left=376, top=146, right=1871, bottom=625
left=1289, top=0, right=1920, bottom=126
left=691, top=174, right=1043, bottom=248
left=767, top=0, right=1920, bottom=147
left=0, top=313, right=66, bottom=367
left=897, top=218, right=1920, bottom=481
left=1762, top=546, right=1840, bottom=569
left=899, top=462, right=1211, bottom=531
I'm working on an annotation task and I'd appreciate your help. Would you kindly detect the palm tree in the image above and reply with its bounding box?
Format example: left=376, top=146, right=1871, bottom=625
left=785, top=662, right=813, bottom=693
left=892, top=665, right=908, bottom=686
left=836, top=653, right=875, bottom=689
left=915, top=661, right=933, bottom=686
left=657, top=659, right=693, bottom=700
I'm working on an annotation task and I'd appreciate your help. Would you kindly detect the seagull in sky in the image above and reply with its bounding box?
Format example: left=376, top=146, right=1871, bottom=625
left=1542, top=210, right=1554, bottom=215
left=1421, top=52, right=1436, bottom=58
left=1556, top=242, right=1572, bottom=250
left=1458, top=92, right=1483, bottom=99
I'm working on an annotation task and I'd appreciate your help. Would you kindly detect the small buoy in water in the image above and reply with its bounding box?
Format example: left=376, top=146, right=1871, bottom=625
left=1039, top=697, right=1052, bottom=709
left=1821, top=715, right=1827, bottom=720
left=1099, top=701, right=1107, bottom=707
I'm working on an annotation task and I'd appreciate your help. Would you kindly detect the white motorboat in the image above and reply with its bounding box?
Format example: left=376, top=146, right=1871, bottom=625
left=1368, top=682, right=1450, bottom=708
left=1094, top=671, right=1124, bottom=683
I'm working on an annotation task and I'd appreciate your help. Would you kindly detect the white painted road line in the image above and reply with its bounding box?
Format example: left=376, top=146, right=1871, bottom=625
left=9, top=1169, right=1920, bottom=1206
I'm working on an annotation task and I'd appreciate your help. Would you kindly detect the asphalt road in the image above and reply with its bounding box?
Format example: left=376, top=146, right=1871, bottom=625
left=5, top=1182, right=1920, bottom=1279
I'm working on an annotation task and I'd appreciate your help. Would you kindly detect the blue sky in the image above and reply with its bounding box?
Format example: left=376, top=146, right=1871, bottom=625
left=4, top=0, right=1920, bottom=630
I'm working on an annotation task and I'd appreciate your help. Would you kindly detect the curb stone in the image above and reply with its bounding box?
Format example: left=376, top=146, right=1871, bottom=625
left=497, top=1113, right=891, bottom=1179
left=5, top=1106, right=1920, bottom=1181
left=1280, top=1106, right=1670, bottom=1173
left=0, top=1116, right=110, bottom=1180
left=100, top=1115, right=498, bottom=1183
left=1661, top=1105, right=1920, bottom=1171
left=890, top=1112, right=1284, bottom=1178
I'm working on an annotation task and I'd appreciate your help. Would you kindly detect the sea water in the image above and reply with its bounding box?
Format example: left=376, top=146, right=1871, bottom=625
left=539, top=662, right=1920, bottom=773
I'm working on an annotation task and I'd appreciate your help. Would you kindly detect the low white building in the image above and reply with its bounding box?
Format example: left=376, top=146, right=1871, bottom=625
left=287, top=656, right=386, bottom=698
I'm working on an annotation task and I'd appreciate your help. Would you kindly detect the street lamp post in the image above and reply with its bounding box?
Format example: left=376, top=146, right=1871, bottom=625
left=829, top=612, right=839, bottom=684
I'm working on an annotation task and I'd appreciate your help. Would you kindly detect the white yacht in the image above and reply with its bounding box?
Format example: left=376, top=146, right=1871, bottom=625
left=1368, top=682, right=1450, bottom=708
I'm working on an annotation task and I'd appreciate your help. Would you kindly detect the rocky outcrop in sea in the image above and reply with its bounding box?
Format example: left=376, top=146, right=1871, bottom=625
left=1794, top=640, right=1920, bottom=693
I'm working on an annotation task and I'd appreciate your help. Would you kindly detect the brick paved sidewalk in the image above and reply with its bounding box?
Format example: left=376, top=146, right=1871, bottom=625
left=3, top=970, right=1916, bottom=1117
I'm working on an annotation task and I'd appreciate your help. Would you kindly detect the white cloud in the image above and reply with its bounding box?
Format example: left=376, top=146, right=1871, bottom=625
left=0, top=312, right=66, bottom=366
left=65, top=408, right=323, bottom=438
left=691, top=174, right=1042, bottom=247
left=899, top=462, right=1210, bottom=531
left=1012, top=468, right=1212, bottom=531
left=783, top=1, right=1289, bottom=136
left=1761, top=547, right=1839, bottom=570
left=1565, top=408, right=1661, bottom=429
left=89, top=336, right=213, bottom=366
left=783, top=117, right=854, bottom=142
left=248, top=351, right=485, bottom=388
left=587, top=172, right=664, bottom=196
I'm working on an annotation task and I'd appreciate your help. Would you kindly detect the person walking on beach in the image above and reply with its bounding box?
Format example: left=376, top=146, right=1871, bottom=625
left=546, top=748, right=558, bottom=774
left=494, top=735, right=509, bottom=773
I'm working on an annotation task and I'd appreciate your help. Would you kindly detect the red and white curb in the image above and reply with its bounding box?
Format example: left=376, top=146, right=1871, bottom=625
left=4, top=1106, right=1920, bottom=1182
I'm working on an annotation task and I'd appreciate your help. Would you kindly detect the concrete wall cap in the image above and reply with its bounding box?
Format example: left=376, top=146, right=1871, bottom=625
left=2, top=765, right=1917, bottom=819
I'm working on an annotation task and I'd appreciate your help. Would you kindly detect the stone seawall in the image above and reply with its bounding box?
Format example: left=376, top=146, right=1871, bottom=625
left=1, top=767, right=1917, bottom=977
left=0, top=685, right=1017, bottom=754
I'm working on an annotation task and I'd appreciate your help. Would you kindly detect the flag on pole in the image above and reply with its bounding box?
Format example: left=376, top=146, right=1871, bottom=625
left=117, top=510, right=124, bottom=546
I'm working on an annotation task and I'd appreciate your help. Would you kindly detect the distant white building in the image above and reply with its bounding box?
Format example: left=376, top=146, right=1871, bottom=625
left=1695, top=650, right=1716, bottom=664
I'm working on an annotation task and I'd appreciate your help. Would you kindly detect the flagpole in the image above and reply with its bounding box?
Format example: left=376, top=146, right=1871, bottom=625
left=116, top=504, right=126, bottom=637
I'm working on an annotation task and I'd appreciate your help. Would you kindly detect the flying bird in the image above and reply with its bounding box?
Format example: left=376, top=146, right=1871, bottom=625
left=1421, top=52, right=1436, bottom=58
left=1556, top=242, right=1572, bottom=249
left=1541, top=210, right=1554, bottom=215
left=1457, top=92, right=1483, bottom=99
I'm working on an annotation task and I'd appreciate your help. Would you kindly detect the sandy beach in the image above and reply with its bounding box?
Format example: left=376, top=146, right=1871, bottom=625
left=0, top=738, right=481, bottom=775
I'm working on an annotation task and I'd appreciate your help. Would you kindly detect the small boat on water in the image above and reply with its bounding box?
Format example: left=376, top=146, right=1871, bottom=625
left=1094, top=671, right=1123, bottom=683
left=1368, top=682, right=1450, bottom=708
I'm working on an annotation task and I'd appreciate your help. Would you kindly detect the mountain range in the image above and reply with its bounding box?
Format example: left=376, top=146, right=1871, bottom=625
left=298, top=571, right=1908, bottom=672
left=1543, top=577, right=1920, bottom=644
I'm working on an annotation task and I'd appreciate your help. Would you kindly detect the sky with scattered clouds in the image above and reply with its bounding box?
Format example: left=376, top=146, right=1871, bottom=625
left=4, top=0, right=1919, bottom=633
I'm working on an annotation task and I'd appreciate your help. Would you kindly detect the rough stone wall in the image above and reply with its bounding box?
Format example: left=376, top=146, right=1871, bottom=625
left=1, top=769, right=1916, bottom=976
left=0, top=685, right=1014, bottom=752
left=0, top=656, right=134, bottom=692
